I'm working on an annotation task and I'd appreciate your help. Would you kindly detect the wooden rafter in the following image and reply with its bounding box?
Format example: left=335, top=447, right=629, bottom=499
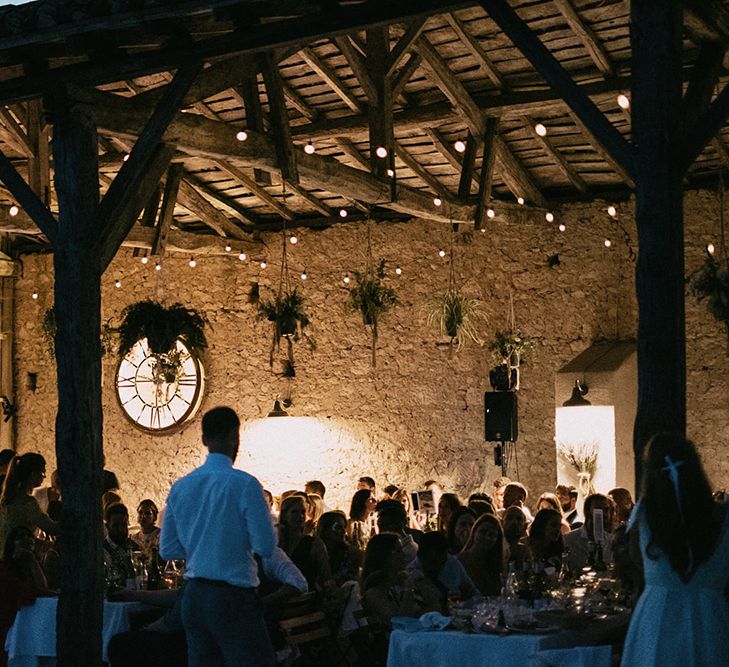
left=457, top=132, right=477, bottom=198
left=552, top=0, right=614, bottom=78
left=235, top=73, right=271, bottom=185
left=682, top=41, right=727, bottom=130
left=299, top=46, right=364, bottom=113
left=284, top=179, right=334, bottom=217
left=152, top=163, right=183, bottom=257
left=446, top=13, right=508, bottom=90
left=26, top=99, right=51, bottom=206
left=387, top=17, right=427, bottom=78
left=336, top=137, right=370, bottom=171
left=184, top=171, right=260, bottom=225
left=367, top=26, right=393, bottom=178
left=391, top=52, right=423, bottom=99
left=178, top=178, right=249, bottom=239
left=426, top=127, right=479, bottom=190
left=282, top=79, right=319, bottom=122
left=474, top=117, right=499, bottom=230
left=393, top=140, right=451, bottom=198
left=0, top=107, right=32, bottom=156
left=335, top=35, right=378, bottom=103
left=682, top=80, right=729, bottom=172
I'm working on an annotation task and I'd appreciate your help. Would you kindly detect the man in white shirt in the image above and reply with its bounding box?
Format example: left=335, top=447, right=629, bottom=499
left=161, top=406, right=277, bottom=667
left=563, top=493, right=614, bottom=572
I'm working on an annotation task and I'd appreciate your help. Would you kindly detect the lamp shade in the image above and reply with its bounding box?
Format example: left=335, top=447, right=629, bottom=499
left=563, top=380, right=591, bottom=407
left=267, top=399, right=289, bottom=417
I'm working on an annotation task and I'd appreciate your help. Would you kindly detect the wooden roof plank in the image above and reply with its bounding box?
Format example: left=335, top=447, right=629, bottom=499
left=551, top=0, right=614, bottom=77
left=299, top=46, right=364, bottom=113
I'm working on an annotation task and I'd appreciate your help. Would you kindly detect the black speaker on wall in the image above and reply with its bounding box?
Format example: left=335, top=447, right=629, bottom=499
left=485, top=391, right=518, bottom=442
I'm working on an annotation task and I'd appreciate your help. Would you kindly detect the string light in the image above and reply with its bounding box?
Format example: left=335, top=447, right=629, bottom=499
left=486, top=208, right=495, bottom=219
left=604, top=239, right=612, bottom=248
left=387, top=169, right=395, bottom=177
left=454, top=139, right=467, bottom=153
left=545, top=212, right=555, bottom=223
left=433, top=197, right=442, bottom=207
left=343, top=274, right=351, bottom=284
left=376, top=146, right=388, bottom=158
left=617, top=94, right=630, bottom=110
left=290, top=234, right=298, bottom=245
left=225, top=244, right=232, bottom=252
left=155, top=263, right=162, bottom=271
left=517, top=197, right=525, bottom=205
left=304, top=141, right=315, bottom=155
left=188, top=257, right=196, bottom=268
left=438, top=248, right=446, bottom=257
left=238, top=252, right=247, bottom=261
left=9, top=205, right=18, bottom=217
left=395, top=266, right=402, bottom=275
left=607, top=205, right=617, bottom=217
left=141, top=256, right=148, bottom=264
left=558, top=223, right=566, bottom=232
left=534, top=123, right=547, bottom=137
left=114, top=279, right=121, bottom=288
left=260, top=261, right=267, bottom=269
left=236, top=130, right=248, bottom=142
left=339, top=209, right=348, bottom=218
left=31, top=290, right=38, bottom=300
left=301, top=270, right=308, bottom=280
left=707, top=243, right=716, bottom=255
left=123, top=154, right=130, bottom=162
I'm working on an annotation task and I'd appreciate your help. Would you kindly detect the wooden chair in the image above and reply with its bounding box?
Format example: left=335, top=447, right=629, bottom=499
left=279, top=607, right=344, bottom=666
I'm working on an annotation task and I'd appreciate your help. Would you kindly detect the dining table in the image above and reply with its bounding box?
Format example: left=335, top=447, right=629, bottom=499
left=4, top=597, right=139, bottom=667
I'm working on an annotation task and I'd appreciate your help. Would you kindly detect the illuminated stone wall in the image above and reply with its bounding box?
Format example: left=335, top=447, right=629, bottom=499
left=9, top=191, right=729, bottom=512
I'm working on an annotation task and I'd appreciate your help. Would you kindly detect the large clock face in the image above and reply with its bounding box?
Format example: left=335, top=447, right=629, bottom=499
left=115, top=338, right=205, bottom=434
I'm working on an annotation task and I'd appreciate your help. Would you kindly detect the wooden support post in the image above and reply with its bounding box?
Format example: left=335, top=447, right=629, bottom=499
left=26, top=99, right=51, bottom=206
left=457, top=132, right=477, bottom=198
left=51, top=102, right=104, bottom=667
left=367, top=26, right=393, bottom=179
left=236, top=74, right=271, bottom=185
left=0, top=238, right=14, bottom=452
left=631, top=0, right=685, bottom=479
left=474, top=117, right=499, bottom=230
left=152, top=164, right=183, bottom=257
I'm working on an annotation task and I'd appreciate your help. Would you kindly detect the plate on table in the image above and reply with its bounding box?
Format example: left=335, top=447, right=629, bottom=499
left=535, top=609, right=595, bottom=629
left=506, top=623, right=560, bottom=634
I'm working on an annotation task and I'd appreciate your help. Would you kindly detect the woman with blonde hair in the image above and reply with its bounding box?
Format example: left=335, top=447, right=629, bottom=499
left=535, top=492, right=570, bottom=534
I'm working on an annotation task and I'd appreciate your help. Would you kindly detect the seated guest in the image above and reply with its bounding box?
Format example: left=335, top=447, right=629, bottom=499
left=131, top=499, right=160, bottom=557
left=437, top=493, right=462, bottom=535
left=403, top=532, right=451, bottom=615
left=392, top=488, right=420, bottom=532
left=458, top=514, right=506, bottom=597
left=502, top=506, right=532, bottom=568
left=347, top=489, right=377, bottom=551
left=278, top=495, right=332, bottom=590
left=0, top=526, right=50, bottom=667
left=0, top=453, right=58, bottom=553
left=528, top=509, right=565, bottom=568
left=468, top=492, right=494, bottom=507
left=556, top=484, right=582, bottom=527
left=32, top=470, right=61, bottom=515
left=564, top=493, right=615, bottom=572
left=104, top=504, right=139, bottom=587
left=469, top=500, right=496, bottom=518
left=499, top=482, right=532, bottom=521
left=492, top=476, right=511, bottom=511
left=446, top=507, right=476, bottom=554
left=305, top=493, right=324, bottom=536
left=608, top=487, right=634, bottom=528
left=376, top=500, right=420, bottom=562
left=317, top=511, right=361, bottom=586
left=535, top=493, right=570, bottom=534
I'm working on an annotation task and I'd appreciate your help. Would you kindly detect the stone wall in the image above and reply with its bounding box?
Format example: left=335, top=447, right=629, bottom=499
left=9, top=191, right=729, bottom=511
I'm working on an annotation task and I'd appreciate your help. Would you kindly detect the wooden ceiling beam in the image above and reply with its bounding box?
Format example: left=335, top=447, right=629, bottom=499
left=335, top=35, right=378, bottom=104
left=235, top=73, right=271, bottom=185
left=683, top=0, right=729, bottom=44
left=425, top=127, right=479, bottom=189
left=494, top=135, right=547, bottom=207
left=367, top=26, right=394, bottom=178
left=682, top=41, right=727, bottom=130
left=682, top=80, right=729, bottom=172
left=284, top=180, right=334, bottom=217
left=446, top=13, right=508, bottom=90
left=260, top=51, right=299, bottom=184
left=214, top=160, right=295, bottom=220
left=386, top=17, right=427, bottom=78
left=184, top=171, right=260, bottom=225
left=299, top=46, right=364, bottom=113
left=457, top=132, right=477, bottom=198
left=474, top=116, right=499, bottom=230
left=152, top=163, right=183, bottom=257
left=393, top=140, right=451, bottom=198
left=336, top=137, right=370, bottom=171
left=552, top=0, right=613, bottom=78
left=391, top=52, right=422, bottom=99
left=178, top=178, right=249, bottom=239
left=480, top=0, right=634, bottom=180
left=0, top=107, right=32, bottom=156
left=26, top=99, right=51, bottom=206
left=282, top=79, right=319, bottom=122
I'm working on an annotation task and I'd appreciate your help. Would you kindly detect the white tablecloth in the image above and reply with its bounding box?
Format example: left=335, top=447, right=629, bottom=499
left=387, top=629, right=611, bottom=667
left=5, top=597, right=138, bottom=666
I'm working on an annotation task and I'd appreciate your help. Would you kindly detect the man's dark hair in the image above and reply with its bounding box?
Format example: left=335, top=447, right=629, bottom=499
left=358, top=476, right=376, bottom=489
left=418, top=531, right=448, bottom=559
left=305, top=480, right=326, bottom=498
left=103, top=470, right=120, bottom=493
left=376, top=499, right=407, bottom=525
left=383, top=484, right=399, bottom=497
left=468, top=492, right=493, bottom=505
left=202, top=406, right=240, bottom=452
left=105, top=502, right=129, bottom=524
left=0, top=449, right=14, bottom=467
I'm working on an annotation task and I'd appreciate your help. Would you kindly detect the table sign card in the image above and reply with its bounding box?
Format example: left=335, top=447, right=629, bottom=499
left=593, top=508, right=604, bottom=544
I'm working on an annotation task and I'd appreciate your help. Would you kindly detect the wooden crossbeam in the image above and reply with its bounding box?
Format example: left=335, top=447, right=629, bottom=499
left=282, top=79, right=319, bottom=122
left=152, top=163, right=183, bottom=257
left=215, top=160, right=295, bottom=220
left=474, top=117, right=499, bottom=230
left=0, top=107, right=32, bottom=156
left=387, top=18, right=427, bottom=78
left=185, top=171, right=260, bottom=225
left=367, top=26, right=393, bottom=178
left=457, top=132, right=477, bottom=197
left=552, top=0, right=613, bottom=77
left=391, top=53, right=423, bottom=99
left=26, top=99, right=51, bottom=206
left=682, top=41, right=727, bottom=130
left=336, top=137, right=370, bottom=171
left=260, top=52, right=299, bottom=184
left=494, top=135, right=547, bottom=206
left=523, top=117, right=588, bottom=193
left=682, top=80, right=729, bottom=172
left=426, top=127, right=479, bottom=189
left=178, top=178, right=249, bottom=238
left=236, top=73, right=271, bottom=185
left=479, top=0, right=634, bottom=180
left=394, top=140, right=451, bottom=198
left=335, top=35, right=378, bottom=103
left=96, top=63, right=201, bottom=270
left=683, top=0, right=729, bottom=44
left=299, top=46, right=364, bottom=113
left=446, top=13, right=508, bottom=90
left=284, top=180, right=334, bottom=217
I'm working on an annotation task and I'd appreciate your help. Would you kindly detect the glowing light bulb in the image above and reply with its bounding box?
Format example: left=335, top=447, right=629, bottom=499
left=534, top=123, right=547, bottom=137
left=9, top=205, right=18, bottom=216
left=301, top=271, right=308, bottom=280
left=114, top=279, right=121, bottom=288
left=607, top=205, right=617, bottom=217
left=189, top=258, right=196, bottom=268
left=708, top=243, right=716, bottom=255
left=395, top=266, right=402, bottom=275
left=376, top=146, right=388, bottom=159
left=558, top=223, right=566, bottom=232
left=387, top=169, right=395, bottom=177
left=236, top=130, right=248, bottom=142
left=225, top=244, right=232, bottom=252
left=545, top=212, right=555, bottom=223
left=454, top=139, right=467, bottom=153
left=433, top=197, right=442, bottom=207
left=604, top=239, right=612, bottom=248
left=155, top=263, right=162, bottom=271
left=339, top=209, right=348, bottom=218
left=260, top=261, right=267, bottom=269
left=238, top=252, right=247, bottom=261
left=343, top=274, right=351, bottom=284
left=141, top=256, right=148, bottom=264
left=290, top=234, right=298, bottom=245
left=304, top=141, right=315, bottom=154
left=486, top=208, right=495, bottom=219
left=123, top=154, right=130, bottom=162
left=31, top=290, right=38, bottom=300
left=517, top=197, right=525, bottom=205
left=617, top=94, right=630, bottom=110
left=438, top=249, right=446, bottom=257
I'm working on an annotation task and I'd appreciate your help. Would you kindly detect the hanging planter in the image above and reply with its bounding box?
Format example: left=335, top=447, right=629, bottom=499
left=257, top=230, right=311, bottom=372
left=488, top=330, right=533, bottom=390
left=689, top=254, right=729, bottom=354
left=347, top=224, right=397, bottom=368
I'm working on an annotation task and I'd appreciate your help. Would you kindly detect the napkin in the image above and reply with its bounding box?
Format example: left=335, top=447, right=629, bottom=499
left=418, top=611, right=452, bottom=630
